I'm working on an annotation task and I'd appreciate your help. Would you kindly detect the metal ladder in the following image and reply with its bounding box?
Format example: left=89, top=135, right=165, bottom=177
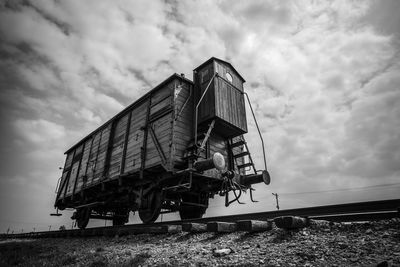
left=229, top=135, right=257, bottom=175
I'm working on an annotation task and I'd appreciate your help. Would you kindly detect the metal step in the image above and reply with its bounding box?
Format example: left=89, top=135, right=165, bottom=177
left=237, top=162, right=254, bottom=169
left=233, top=151, right=250, bottom=158
left=230, top=140, right=246, bottom=148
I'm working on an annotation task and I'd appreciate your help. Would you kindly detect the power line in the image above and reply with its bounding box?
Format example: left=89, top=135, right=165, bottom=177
left=207, top=182, right=400, bottom=208
left=278, top=182, right=400, bottom=196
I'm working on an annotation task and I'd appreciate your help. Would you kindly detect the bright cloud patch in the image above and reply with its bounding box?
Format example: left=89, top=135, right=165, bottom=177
left=14, top=119, right=66, bottom=145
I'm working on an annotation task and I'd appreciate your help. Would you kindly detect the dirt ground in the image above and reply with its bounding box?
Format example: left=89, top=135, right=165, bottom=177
left=0, top=218, right=399, bottom=266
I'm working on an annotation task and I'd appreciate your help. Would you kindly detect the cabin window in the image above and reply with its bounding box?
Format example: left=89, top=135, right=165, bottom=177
left=226, top=72, right=233, bottom=83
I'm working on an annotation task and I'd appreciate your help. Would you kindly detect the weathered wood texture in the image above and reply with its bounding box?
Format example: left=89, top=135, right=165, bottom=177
left=236, top=220, right=272, bottom=232
left=194, top=58, right=247, bottom=138
left=207, top=221, right=237, bottom=232
left=56, top=58, right=252, bottom=205
left=57, top=76, right=187, bottom=201
left=182, top=223, right=207, bottom=232
left=172, top=82, right=193, bottom=164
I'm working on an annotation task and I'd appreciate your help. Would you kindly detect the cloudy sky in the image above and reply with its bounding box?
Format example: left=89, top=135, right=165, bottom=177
left=0, top=0, right=399, bottom=232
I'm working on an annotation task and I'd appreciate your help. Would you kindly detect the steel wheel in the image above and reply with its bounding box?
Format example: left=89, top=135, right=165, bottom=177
left=76, top=207, right=90, bottom=229
left=138, top=190, right=162, bottom=224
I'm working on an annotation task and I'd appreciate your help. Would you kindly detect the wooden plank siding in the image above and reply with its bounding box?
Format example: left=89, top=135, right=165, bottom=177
left=196, top=63, right=215, bottom=125
left=193, top=58, right=247, bottom=138
left=75, top=138, right=93, bottom=192
left=214, top=60, right=243, bottom=91
left=65, top=161, right=79, bottom=196
left=55, top=58, right=252, bottom=206
left=214, top=60, right=247, bottom=132
left=108, top=114, right=129, bottom=179
left=214, top=76, right=247, bottom=132
left=56, top=75, right=189, bottom=203
left=172, top=81, right=193, bottom=163
left=124, top=101, right=147, bottom=173
left=93, top=124, right=111, bottom=183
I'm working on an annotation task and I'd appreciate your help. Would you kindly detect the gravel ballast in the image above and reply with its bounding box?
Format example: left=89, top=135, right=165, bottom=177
left=0, top=218, right=399, bottom=266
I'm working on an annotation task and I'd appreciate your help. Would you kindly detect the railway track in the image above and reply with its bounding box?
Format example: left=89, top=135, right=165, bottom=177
left=2, top=199, right=399, bottom=239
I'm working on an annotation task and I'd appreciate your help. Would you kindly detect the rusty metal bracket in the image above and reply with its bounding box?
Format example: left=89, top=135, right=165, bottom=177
left=196, top=119, right=215, bottom=156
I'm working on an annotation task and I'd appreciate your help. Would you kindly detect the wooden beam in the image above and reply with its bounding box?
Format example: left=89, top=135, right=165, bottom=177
left=120, top=111, right=132, bottom=174
left=165, top=225, right=182, bottom=233
left=274, top=216, right=309, bottom=229
left=182, top=223, right=207, bottom=233
left=140, top=98, right=152, bottom=179
left=207, top=221, right=237, bottom=232
left=236, top=220, right=272, bottom=232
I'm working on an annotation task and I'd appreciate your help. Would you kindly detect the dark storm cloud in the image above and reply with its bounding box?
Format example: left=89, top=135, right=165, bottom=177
left=22, top=0, right=72, bottom=36
left=363, top=0, right=400, bottom=39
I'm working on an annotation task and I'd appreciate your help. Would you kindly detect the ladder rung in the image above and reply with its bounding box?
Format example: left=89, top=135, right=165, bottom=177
left=233, top=152, right=250, bottom=158
left=237, top=163, right=254, bottom=169
left=230, top=140, right=246, bottom=148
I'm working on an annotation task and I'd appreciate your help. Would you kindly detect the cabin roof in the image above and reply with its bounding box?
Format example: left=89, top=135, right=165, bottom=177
left=193, top=57, right=246, bottom=82
left=64, top=73, right=193, bottom=154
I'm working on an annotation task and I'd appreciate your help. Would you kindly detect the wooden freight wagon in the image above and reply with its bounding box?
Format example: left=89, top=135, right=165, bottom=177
left=53, top=57, right=270, bottom=228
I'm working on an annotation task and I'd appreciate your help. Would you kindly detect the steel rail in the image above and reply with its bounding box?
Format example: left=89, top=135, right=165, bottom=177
left=2, top=198, right=399, bottom=239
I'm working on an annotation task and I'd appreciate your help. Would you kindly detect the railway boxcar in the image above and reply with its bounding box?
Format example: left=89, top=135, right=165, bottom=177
left=54, top=57, right=270, bottom=228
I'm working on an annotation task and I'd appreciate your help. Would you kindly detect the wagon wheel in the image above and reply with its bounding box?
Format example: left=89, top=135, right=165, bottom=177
left=138, top=190, right=163, bottom=224
left=179, top=194, right=207, bottom=220
left=76, top=207, right=91, bottom=229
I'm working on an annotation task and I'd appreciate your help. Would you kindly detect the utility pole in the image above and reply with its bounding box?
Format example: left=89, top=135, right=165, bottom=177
left=272, top=193, right=280, bottom=210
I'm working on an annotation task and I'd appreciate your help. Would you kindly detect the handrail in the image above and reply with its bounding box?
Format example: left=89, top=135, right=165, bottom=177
left=244, top=92, right=268, bottom=171
left=216, top=73, right=268, bottom=171
left=194, top=72, right=218, bottom=148
left=175, top=84, right=192, bottom=121
left=194, top=72, right=268, bottom=171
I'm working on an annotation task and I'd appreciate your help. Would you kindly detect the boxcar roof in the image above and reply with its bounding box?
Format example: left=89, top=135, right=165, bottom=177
left=65, top=73, right=193, bottom=154
left=193, top=57, right=246, bottom=83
